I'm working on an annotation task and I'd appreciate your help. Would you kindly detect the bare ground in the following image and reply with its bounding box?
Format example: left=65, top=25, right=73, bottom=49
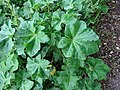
left=96, top=0, right=120, bottom=90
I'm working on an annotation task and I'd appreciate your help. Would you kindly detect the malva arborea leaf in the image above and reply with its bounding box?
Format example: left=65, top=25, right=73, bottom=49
left=0, top=0, right=110, bottom=89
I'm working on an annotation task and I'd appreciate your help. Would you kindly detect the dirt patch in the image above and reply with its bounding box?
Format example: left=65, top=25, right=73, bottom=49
left=96, top=0, right=120, bottom=90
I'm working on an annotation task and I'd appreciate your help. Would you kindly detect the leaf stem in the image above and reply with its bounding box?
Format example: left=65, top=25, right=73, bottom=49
left=46, top=0, right=50, bottom=12
left=42, top=45, right=51, bottom=59
left=59, top=49, right=66, bottom=61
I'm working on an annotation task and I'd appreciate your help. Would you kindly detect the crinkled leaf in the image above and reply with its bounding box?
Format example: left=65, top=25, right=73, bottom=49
left=58, top=21, right=99, bottom=60
left=85, top=57, right=110, bottom=80
left=26, top=0, right=57, bottom=8
left=19, top=79, right=34, bottom=90
left=0, top=53, right=18, bottom=73
left=33, top=76, right=43, bottom=90
left=0, top=20, right=15, bottom=53
left=0, top=71, right=13, bottom=90
left=61, top=0, right=83, bottom=10
left=15, top=19, right=49, bottom=56
left=15, top=70, right=34, bottom=90
left=62, top=58, right=84, bottom=74
left=0, top=71, right=5, bottom=90
left=57, top=71, right=79, bottom=90
left=77, top=78, right=101, bottom=90
left=51, top=10, right=65, bottom=31
left=51, top=10, right=77, bottom=31
left=26, top=54, right=50, bottom=78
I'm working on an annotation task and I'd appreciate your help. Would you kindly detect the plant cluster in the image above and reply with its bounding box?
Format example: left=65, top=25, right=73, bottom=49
left=0, top=0, right=110, bottom=90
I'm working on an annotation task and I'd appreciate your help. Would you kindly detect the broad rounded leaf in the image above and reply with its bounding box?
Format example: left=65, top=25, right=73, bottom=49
left=77, top=78, right=101, bottom=90
left=85, top=57, right=110, bottom=80
left=61, top=0, right=84, bottom=10
left=58, top=21, right=99, bottom=60
left=15, top=20, right=49, bottom=56
left=26, top=55, right=50, bottom=78
left=57, top=71, right=79, bottom=90
left=0, top=20, right=15, bottom=53
left=19, top=79, right=34, bottom=90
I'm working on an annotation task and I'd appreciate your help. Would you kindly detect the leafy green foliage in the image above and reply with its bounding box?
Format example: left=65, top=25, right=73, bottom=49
left=77, top=78, right=101, bottom=90
left=57, top=71, right=79, bottom=90
left=58, top=21, right=99, bottom=60
left=85, top=57, right=110, bottom=80
left=26, top=55, right=50, bottom=78
left=0, top=0, right=110, bottom=90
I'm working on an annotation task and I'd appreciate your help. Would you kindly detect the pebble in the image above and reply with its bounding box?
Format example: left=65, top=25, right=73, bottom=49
left=112, top=1, right=115, bottom=4
left=116, top=47, right=120, bottom=50
left=116, top=69, right=119, bottom=72
left=110, top=51, right=114, bottom=54
left=109, top=55, right=112, bottom=57
left=104, top=43, right=107, bottom=45
left=113, top=36, right=117, bottom=39
left=118, top=37, right=120, bottom=41
left=117, top=84, right=119, bottom=86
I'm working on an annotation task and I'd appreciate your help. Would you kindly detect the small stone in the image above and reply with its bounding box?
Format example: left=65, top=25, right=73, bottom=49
left=111, top=27, right=114, bottom=30
left=113, top=36, right=116, bottom=39
left=101, top=34, right=104, bottom=36
left=116, top=69, right=119, bottom=72
left=117, top=84, right=119, bottom=86
left=104, top=43, right=107, bottom=45
left=109, top=55, right=112, bottom=57
left=118, top=37, right=120, bottom=41
left=116, top=47, right=120, bottom=50
left=110, top=51, right=114, bottom=54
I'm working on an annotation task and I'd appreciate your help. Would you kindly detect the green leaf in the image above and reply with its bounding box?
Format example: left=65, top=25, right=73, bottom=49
left=33, top=76, right=43, bottom=90
left=51, top=10, right=65, bottom=31
left=0, top=71, right=5, bottom=90
left=15, top=19, right=49, bottom=56
left=0, top=53, right=18, bottom=73
left=0, top=20, right=15, bottom=53
left=26, top=0, right=57, bottom=8
left=51, top=10, right=77, bottom=31
left=99, top=5, right=109, bottom=13
left=15, top=70, right=34, bottom=90
left=58, top=21, right=99, bottom=60
left=0, top=71, right=13, bottom=90
left=19, top=79, right=34, bottom=90
left=0, top=0, right=110, bottom=89
left=62, top=58, right=84, bottom=74
left=77, top=78, right=101, bottom=90
left=57, top=71, right=79, bottom=90
left=61, top=0, right=74, bottom=10
left=61, top=0, right=83, bottom=10
left=26, top=54, right=50, bottom=78
left=85, top=57, right=110, bottom=80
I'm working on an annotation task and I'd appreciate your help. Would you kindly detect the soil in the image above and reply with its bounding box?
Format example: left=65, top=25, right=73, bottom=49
left=96, top=0, right=120, bottom=90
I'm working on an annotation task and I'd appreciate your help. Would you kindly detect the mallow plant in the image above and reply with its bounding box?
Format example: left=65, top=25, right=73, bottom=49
left=0, top=0, right=110, bottom=90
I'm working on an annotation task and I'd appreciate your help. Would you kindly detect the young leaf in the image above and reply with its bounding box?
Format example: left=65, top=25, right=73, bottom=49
left=15, top=70, right=34, bottom=90
left=19, top=79, right=34, bottom=90
left=0, top=20, right=15, bottom=53
left=27, top=0, right=57, bottom=8
left=61, top=0, right=83, bottom=10
left=51, top=10, right=77, bottom=31
left=77, top=78, right=101, bottom=90
left=0, top=71, right=6, bottom=90
left=0, top=71, right=13, bottom=90
left=26, top=54, right=50, bottom=78
left=51, top=10, right=65, bottom=31
left=62, top=57, right=84, bottom=74
left=0, top=53, right=18, bottom=73
left=85, top=57, right=110, bottom=80
left=57, top=71, right=79, bottom=90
